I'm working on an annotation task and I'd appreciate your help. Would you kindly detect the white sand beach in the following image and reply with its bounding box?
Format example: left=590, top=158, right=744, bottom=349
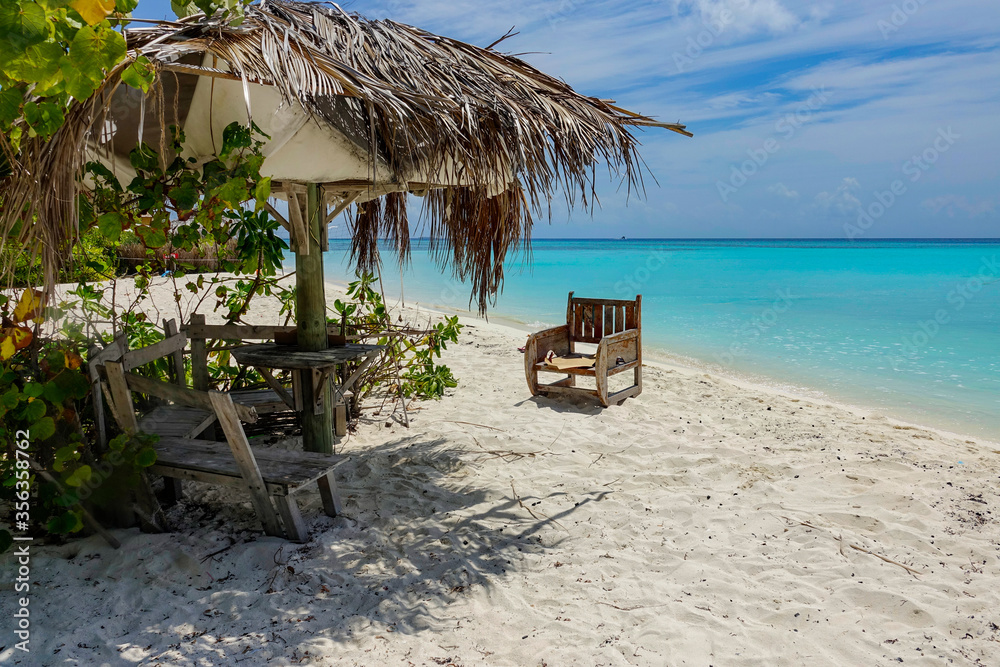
left=4, top=276, right=1000, bottom=666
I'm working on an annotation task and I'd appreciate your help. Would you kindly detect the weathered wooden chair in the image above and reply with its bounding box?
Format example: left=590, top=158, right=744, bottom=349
left=94, top=342, right=344, bottom=542
left=524, top=292, right=642, bottom=407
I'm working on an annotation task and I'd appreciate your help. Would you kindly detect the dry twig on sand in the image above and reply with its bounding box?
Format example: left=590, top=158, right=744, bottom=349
left=510, top=481, right=567, bottom=531
left=471, top=437, right=543, bottom=463
left=780, top=515, right=922, bottom=577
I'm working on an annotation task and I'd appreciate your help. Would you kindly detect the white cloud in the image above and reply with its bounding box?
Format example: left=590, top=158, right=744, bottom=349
left=767, top=182, right=799, bottom=199
left=814, top=177, right=861, bottom=216
left=693, top=0, right=800, bottom=35
left=921, top=196, right=996, bottom=219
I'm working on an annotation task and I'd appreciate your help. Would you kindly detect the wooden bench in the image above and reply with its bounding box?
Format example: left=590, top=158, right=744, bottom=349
left=524, top=292, right=642, bottom=407
left=93, top=338, right=344, bottom=542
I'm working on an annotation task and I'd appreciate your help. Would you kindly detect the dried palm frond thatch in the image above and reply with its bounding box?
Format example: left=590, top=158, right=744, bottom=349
left=1, top=0, right=691, bottom=309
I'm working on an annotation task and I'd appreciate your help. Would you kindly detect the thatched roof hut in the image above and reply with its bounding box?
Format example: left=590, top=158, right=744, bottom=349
left=1, top=0, right=690, bottom=305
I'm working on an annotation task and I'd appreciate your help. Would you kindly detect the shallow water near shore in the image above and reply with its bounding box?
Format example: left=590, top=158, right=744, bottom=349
left=306, top=238, right=1000, bottom=440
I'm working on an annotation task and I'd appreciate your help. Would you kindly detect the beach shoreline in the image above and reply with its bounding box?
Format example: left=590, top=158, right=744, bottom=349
left=346, top=276, right=999, bottom=448
left=4, top=275, right=999, bottom=665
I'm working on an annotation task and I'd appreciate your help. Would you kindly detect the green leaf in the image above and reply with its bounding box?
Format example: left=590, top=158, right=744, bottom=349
left=0, top=86, right=23, bottom=126
left=0, top=2, right=49, bottom=50
left=97, top=211, right=125, bottom=242
left=64, top=465, right=92, bottom=487
left=129, top=143, right=159, bottom=172
left=135, top=446, right=156, bottom=467
left=0, top=529, right=13, bottom=554
left=22, top=399, right=46, bottom=422
left=69, top=24, right=126, bottom=75
left=254, top=176, right=271, bottom=203
left=170, top=0, right=199, bottom=18
left=136, top=225, right=167, bottom=248
left=23, top=382, right=44, bottom=398
left=47, top=510, right=84, bottom=534
left=54, top=446, right=80, bottom=471
left=216, top=177, right=248, bottom=207
left=22, top=101, right=65, bottom=137
left=30, top=416, right=56, bottom=441
left=1, top=387, right=20, bottom=409
left=121, top=55, right=155, bottom=92
left=3, top=41, right=63, bottom=86
left=220, top=122, right=251, bottom=159
left=61, top=60, right=98, bottom=100
left=168, top=178, right=199, bottom=211
left=42, top=380, right=68, bottom=405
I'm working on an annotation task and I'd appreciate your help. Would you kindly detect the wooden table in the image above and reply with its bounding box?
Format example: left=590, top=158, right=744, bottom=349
left=232, top=343, right=383, bottom=442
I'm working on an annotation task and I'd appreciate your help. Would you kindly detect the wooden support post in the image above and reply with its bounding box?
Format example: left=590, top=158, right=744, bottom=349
left=190, top=313, right=209, bottom=392
left=163, top=319, right=185, bottom=386
left=295, top=182, right=334, bottom=454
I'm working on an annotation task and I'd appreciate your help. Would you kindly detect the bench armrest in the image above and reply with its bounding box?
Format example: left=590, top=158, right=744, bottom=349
left=599, top=328, right=639, bottom=346
left=526, top=325, right=570, bottom=361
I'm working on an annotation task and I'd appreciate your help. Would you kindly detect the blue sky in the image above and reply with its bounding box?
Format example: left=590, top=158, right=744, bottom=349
left=137, top=1, right=1000, bottom=239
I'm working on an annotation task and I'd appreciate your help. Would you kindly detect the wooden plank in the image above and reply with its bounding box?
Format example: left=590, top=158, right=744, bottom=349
left=534, top=362, right=597, bottom=377
left=569, top=297, right=640, bottom=308
left=606, top=385, right=642, bottom=405
left=139, top=406, right=216, bottom=439
left=122, top=371, right=258, bottom=424
left=256, top=368, right=295, bottom=409
left=625, top=304, right=636, bottom=330
left=340, top=350, right=379, bottom=394
left=291, top=370, right=304, bottom=411
left=565, top=291, right=575, bottom=326
left=312, top=368, right=331, bottom=416
left=88, top=334, right=126, bottom=450
left=149, top=464, right=290, bottom=496
left=232, top=343, right=383, bottom=371
left=594, top=305, right=604, bottom=341
left=537, top=383, right=599, bottom=398
left=605, top=337, right=638, bottom=362
left=316, top=472, right=343, bottom=517
left=574, top=304, right=584, bottom=339
left=287, top=190, right=309, bottom=256
left=263, top=200, right=291, bottom=233
left=208, top=392, right=285, bottom=537
left=523, top=332, right=539, bottom=395
left=334, top=403, right=348, bottom=437
left=618, top=305, right=626, bottom=334
left=185, top=323, right=294, bottom=340
left=605, top=360, right=641, bottom=376
left=163, top=319, right=186, bottom=387
left=595, top=341, right=609, bottom=406
left=323, top=190, right=360, bottom=225
left=274, top=496, right=308, bottom=543
left=153, top=438, right=342, bottom=490
left=121, top=333, right=187, bottom=371
left=189, top=313, right=210, bottom=392
left=104, top=361, right=139, bottom=432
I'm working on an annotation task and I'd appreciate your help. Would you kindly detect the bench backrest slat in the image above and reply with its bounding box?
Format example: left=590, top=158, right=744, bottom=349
left=566, top=291, right=641, bottom=343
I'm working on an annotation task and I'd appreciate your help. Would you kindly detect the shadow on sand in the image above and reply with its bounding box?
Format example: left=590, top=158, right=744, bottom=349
left=39, top=432, right=608, bottom=664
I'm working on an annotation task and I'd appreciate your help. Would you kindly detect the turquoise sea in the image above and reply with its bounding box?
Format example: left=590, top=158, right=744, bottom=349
left=309, top=239, right=1000, bottom=440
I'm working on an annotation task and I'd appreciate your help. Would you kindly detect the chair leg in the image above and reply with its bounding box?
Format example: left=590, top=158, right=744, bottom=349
left=273, top=495, right=308, bottom=543
left=161, top=477, right=183, bottom=506
left=317, top=472, right=343, bottom=517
